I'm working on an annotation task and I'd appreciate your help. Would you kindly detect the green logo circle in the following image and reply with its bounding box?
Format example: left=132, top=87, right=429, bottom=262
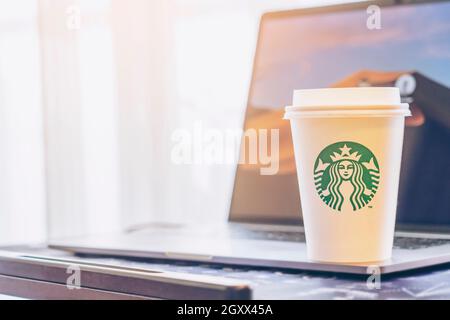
left=314, top=141, right=380, bottom=212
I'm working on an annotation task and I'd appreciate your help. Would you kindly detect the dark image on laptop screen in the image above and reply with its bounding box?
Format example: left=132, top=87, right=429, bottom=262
left=230, top=1, right=450, bottom=227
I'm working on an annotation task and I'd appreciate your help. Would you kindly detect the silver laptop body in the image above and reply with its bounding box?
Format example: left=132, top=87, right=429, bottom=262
left=50, top=0, right=450, bottom=274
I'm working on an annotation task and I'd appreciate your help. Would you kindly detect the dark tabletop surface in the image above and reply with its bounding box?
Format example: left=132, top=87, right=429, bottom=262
left=2, top=245, right=450, bottom=300
left=82, top=257, right=450, bottom=299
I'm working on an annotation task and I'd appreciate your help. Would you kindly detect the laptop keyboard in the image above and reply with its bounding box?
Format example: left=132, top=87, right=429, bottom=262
left=232, top=227, right=450, bottom=250
left=392, top=237, right=450, bottom=250
left=232, top=228, right=306, bottom=243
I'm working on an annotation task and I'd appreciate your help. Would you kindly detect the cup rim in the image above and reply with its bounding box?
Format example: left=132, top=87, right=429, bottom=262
left=285, top=103, right=410, bottom=112
left=284, top=107, right=411, bottom=119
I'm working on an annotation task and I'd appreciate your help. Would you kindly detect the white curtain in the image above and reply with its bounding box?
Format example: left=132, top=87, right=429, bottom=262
left=39, top=0, right=121, bottom=238
left=0, top=0, right=350, bottom=244
left=0, top=0, right=46, bottom=245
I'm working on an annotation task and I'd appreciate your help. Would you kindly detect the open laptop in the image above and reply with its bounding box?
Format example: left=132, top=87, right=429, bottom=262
left=50, top=0, right=450, bottom=274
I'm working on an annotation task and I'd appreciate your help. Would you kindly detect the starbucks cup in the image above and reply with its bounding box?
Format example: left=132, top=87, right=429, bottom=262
left=284, top=87, right=410, bottom=263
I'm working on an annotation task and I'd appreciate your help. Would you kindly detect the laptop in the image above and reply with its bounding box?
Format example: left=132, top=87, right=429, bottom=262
left=50, top=0, right=450, bottom=275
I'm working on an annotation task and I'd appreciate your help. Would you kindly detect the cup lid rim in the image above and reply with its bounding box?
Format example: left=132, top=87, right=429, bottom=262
left=284, top=107, right=411, bottom=119
left=285, top=103, right=410, bottom=112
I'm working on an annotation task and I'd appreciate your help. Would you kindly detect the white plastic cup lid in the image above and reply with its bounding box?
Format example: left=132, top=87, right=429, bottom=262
left=285, top=87, right=411, bottom=118
left=293, top=87, right=401, bottom=107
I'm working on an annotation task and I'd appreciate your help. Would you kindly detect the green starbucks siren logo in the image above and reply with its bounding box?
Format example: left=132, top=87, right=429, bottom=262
left=314, top=141, right=380, bottom=212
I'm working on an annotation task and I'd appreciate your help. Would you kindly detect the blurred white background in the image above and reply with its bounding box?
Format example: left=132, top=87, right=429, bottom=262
left=0, top=0, right=353, bottom=244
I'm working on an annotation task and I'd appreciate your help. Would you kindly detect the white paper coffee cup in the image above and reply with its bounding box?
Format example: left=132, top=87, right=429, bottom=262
left=284, top=87, right=410, bottom=263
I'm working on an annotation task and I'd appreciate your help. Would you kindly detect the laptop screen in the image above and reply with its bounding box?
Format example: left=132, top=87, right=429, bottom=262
left=230, top=0, right=450, bottom=227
